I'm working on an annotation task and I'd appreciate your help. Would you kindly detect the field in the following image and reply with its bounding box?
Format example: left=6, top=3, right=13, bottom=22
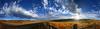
left=48, top=19, right=96, bottom=29
left=0, top=19, right=99, bottom=29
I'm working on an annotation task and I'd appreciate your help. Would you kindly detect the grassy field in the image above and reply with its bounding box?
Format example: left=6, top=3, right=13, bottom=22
left=48, top=19, right=96, bottom=29
left=0, top=19, right=99, bottom=29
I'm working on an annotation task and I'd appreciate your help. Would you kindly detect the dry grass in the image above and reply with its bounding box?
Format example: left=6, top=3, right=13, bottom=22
left=49, top=20, right=96, bottom=29
left=0, top=20, right=99, bottom=29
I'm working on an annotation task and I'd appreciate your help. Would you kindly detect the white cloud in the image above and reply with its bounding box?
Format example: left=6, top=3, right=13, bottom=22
left=2, top=1, right=39, bottom=18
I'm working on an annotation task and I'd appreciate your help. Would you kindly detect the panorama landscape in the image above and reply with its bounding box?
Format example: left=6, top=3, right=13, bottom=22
left=0, top=0, right=100, bottom=29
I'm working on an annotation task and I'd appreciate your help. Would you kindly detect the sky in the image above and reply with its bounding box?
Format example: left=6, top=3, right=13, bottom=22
left=0, top=0, right=100, bottom=20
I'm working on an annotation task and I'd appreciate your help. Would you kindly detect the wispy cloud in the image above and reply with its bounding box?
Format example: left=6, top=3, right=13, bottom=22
left=1, top=1, right=39, bottom=19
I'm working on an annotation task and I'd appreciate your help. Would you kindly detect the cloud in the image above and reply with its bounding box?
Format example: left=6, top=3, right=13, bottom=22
left=2, top=1, right=39, bottom=19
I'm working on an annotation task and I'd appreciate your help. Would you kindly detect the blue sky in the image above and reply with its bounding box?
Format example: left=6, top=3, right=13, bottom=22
left=0, top=0, right=100, bottom=20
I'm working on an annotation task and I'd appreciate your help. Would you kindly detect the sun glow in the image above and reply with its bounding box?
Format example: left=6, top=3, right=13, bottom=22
left=72, top=14, right=81, bottom=20
left=72, top=6, right=82, bottom=20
